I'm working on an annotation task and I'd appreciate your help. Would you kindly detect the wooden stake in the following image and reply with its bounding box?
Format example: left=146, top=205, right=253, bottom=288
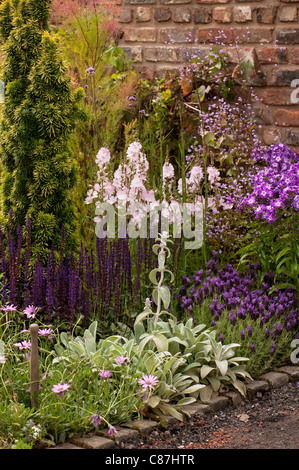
left=30, top=323, right=39, bottom=409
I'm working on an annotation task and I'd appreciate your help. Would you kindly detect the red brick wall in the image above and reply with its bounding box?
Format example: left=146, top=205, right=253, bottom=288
left=116, top=0, right=299, bottom=148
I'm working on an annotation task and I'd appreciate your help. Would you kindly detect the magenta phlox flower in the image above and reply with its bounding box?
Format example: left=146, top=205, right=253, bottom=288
left=23, top=305, right=38, bottom=319
left=14, top=340, right=31, bottom=350
left=51, top=383, right=70, bottom=398
left=90, top=413, right=102, bottom=427
left=138, top=374, right=159, bottom=391
left=98, top=370, right=112, bottom=379
left=115, top=356, right=130, bottom=365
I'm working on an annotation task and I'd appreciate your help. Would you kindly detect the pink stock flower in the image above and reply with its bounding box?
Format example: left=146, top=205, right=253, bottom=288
left=163, top=162, right=174, bottom=180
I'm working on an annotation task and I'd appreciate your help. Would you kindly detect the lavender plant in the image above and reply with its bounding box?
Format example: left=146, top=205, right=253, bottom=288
left=176, top=252, right=298, bottom=377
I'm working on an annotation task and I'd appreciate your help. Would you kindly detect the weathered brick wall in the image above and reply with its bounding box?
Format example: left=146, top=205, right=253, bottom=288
left=116, top=0, right=299, bottom=149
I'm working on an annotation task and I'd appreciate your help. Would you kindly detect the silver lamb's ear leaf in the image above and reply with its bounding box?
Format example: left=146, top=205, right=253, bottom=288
left=149, top=268, right=159, bottom=285
left=158, top=286, right=171, bottom=309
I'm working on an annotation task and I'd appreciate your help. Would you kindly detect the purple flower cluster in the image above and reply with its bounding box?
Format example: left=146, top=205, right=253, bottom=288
left=0, top=220, right=183, bottom=331
left=241, top=143, right=299, bottom=223
left=175, top=251, right=298, bottom=341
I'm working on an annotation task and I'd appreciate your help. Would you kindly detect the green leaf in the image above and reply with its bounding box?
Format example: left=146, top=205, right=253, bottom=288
left=201, top=364, right=214, bottom=379
left=153, top=333, right=169, bottom=352
left=147, top=395, right=161, bottom=408
left=183, top=383, right=206, bottom=394
left=149, top=268, right=159, bottom=285
left=158, top=286, right=171, bottom=309
left=215, top=359, right=228, bottom=376
left=176, top=397, right=197, bottom=407
left=165, top=406, right=184, bottom=421
left=134, top=309, right=153, bottom=327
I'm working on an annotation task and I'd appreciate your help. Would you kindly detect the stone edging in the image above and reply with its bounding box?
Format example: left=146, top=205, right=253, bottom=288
left=51, top=365, right=299, bottom=450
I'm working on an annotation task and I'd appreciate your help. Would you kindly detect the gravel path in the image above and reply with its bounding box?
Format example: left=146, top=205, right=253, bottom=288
left=121, top=382, right=299, bottom=450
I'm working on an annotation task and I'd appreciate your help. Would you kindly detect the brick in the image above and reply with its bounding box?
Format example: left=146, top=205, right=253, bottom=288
left=196, top=0, right=230, bottom=3
left=245, top=380, right=270, bottom=398
left=285, top=131, right=299, bottom=145
left=123, top=28, right=156, bottom=42
left=275, top=109, right=299, bottom=127
left=291, top=47, right=299, bottom=64
left=182, top=46, right=211, bottom=61
left=197, top=28, right=233, bottom=44
left=207, top=396, right=229, bottom=412
left=117, top=7, right=133, bottom=22
left=236, top=0, right=262, bottom=2
left=256, top=7, right=278, bottom=24
left=262, top=128, right=281, bottom=145
left=275, top=366, right=299, bottom=381
left=161, top=0, right=191, bottom=3
left=256, top=46, right=288, bottom=64
left=122, top=46, right=143, bottom=62
left=160, top=28, right=194, bottom=43
left=100, top=427, right=139, bottom=444
left=124, top=0, right=156, bottom=3
left=154, top=7, right=171, bottom=21
left=271, top=67, right=299, bottom=86
left=131, top=419, right=159, bottom=433
left=74, top=436, right=115, bottom=449
left=234, top=6, right=252, bottom=22
left=193, top=7, right=212, bottom=23
left=181, top=403, right=211, bottom=416
left=213, top=6, right=232, bottom=23
left=279, top=0, right=299, bottom=2
left=234, top=28, right=273, bottom=44
left=276, top=29, right=299, bottom=44
left=224, top=391, right=243, bottom=406
left=136, top=7, right=152, bottom=21
left=52, top=442, right=83, bottom=449
left=144, top=46, right=181, bottom=61
left=259, top=371, right=289, bottom=387
left=172, top=7, right=192, bottom=22
left=279, top=5, right=298, bottom=21
left=261, top=87, right=293, bottom=105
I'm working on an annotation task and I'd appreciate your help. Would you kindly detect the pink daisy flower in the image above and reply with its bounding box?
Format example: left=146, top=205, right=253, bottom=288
left=138, top=374, right=159, bottom=391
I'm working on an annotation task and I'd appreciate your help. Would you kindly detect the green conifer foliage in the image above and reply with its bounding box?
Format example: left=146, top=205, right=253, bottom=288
left=0, top=0, right=84, bottom=261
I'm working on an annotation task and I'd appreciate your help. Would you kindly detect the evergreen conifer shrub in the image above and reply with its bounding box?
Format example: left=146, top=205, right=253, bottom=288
left=0, top=0, right=84, bottom=261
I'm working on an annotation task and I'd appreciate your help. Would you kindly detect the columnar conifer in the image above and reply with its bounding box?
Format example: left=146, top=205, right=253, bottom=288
left=0, top=0, right=84, bottom=261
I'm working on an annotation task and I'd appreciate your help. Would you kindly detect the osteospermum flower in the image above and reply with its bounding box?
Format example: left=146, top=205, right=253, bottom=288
left=14, top=341, right=31, bottom=350
left=1, top=304, right=17, bottom=312
left=98, top=370, right=112, bottom=379
left=23, top=305, right=38, bottom=319
left=115, top=356, right=130, bottom=364
left=51, top=383, right=70, bottom=398
left=38, top=328, right=53, bottom=337
left=138, top=374, right=159, bottom=391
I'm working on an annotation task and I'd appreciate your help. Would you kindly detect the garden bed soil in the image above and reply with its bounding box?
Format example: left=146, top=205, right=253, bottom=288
left=121, top=382, right=299, bottom=450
